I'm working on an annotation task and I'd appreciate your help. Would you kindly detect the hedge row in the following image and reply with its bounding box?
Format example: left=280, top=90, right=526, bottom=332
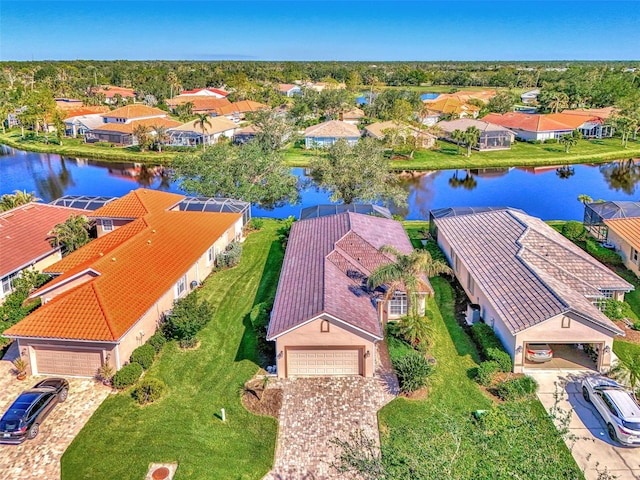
left=470, top=323, right=512, bottom=372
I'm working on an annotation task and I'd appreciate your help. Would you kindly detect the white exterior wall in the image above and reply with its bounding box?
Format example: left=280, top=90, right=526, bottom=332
left=607, top=229, right=640, bottom=278
left=104, top=114, right=166, bottom=124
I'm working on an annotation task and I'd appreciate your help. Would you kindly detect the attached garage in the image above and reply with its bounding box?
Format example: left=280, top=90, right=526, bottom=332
left=33, top=347, right=103, bottom=377
left=286, top=347, right=363, bottom=377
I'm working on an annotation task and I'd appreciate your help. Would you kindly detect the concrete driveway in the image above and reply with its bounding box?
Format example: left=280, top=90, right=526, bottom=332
left=528, top=370, right=640, bottom=480
left=0, top=344, right=110, bottom=480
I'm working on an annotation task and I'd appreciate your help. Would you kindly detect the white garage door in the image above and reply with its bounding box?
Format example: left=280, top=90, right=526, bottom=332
left=287, top=349, right=362, bottom=377
left=34, top=348, right=103, bottom=377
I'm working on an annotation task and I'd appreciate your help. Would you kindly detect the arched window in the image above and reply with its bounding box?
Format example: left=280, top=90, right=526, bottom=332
left=320, top=320, right=330, bottom=333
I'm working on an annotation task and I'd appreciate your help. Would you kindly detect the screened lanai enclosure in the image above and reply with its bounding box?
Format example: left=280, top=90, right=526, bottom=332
left=476, top=130, right=514, bottom=150
left=50, top=195, right=117, bottom=210
left=299, top=204, right=392, bottom=220
left=583, top=201, right=640, bottom=240
left=176, top=196, right=251, bottom=225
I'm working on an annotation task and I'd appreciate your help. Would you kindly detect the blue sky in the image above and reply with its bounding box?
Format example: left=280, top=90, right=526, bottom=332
left=1, top=1, right=639, bottom=61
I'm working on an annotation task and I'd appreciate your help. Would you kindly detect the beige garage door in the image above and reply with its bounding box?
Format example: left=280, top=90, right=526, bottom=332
left=34, top=348, right=102, bottom=377
left=287, top=349, right=362, bottom=377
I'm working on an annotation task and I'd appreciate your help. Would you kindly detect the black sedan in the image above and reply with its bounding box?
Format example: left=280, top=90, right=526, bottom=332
left=0, top=378, right=69, bottom=444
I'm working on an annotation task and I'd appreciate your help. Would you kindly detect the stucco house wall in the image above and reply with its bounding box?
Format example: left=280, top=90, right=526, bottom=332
left=274, top=316, right=377, bottom=378
left=607, top=229, right=640, bottom=278
left=96, top=218, right=134, bottom=237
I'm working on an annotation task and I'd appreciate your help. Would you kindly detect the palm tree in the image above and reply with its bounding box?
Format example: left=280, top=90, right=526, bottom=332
left=194, top=113, right=212, bottom=150
left=577, top=194, right=593, bottom=205
left=610, top=354, right=640, bottom=397
left=548, top=92, right=569, bottom=113
left=451, top=129, right=464, bottom=155
left=560, top=133, right=579, bottom=153
left=367, top=245, right=452, bottom=319
left=0, top=190, right=41, bottom=211
left=132, top=124, right=150, bottom=152
left=152, top=125, right=169, bottom=152
left=48, top=214, right=94, bottom=255
left=462, top=126, right=481, bottom=157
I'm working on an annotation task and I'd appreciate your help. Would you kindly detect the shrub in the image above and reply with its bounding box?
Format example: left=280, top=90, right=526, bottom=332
left=470, top=322, right=503, bottom=357
left=250, top=302, right=269, bottom=334
left=277, top=216, right=295, bottom=248
left=148, top=331, right=166, bottom=353
left=216, top=241, right=243, bottom=269
left=131, top=378, right=167, bottom=405
left=486, top=347, right=513, bottom=373
left=602, top=298, right=638, bottom=322
left=585, top=239, right=623, bottom=266
left=248, top=218, right=264, bottom=231
left=165, top=291, right=213, bottom=342
left=179, top=337, right=198, bottom=349
left=496, top=376, right=538, bottom=401
left=112, top=362, right=143, bottom=389
left=97, top=363, right=115, bottom=384
left=392, top=351, right=434, bottom=393
left=477, top=360, right=500, bottom=387
left=633, top=321, right=640, bottom=331
left=561, top=221, right=586, bottom=241
left=130, top=344, right=155, bottom=370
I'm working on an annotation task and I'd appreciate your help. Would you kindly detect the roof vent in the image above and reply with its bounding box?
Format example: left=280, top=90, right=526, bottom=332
left=99, top=252, right=104, bottom=256
left=112, top=257, right=116, bottom=262
left=152, top=229, right=156, bottom=233
left=147, top=240, right=151, bottom=245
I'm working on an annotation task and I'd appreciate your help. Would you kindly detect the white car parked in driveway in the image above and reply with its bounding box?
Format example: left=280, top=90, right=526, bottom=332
left=581, top=376, right=640, bottom=447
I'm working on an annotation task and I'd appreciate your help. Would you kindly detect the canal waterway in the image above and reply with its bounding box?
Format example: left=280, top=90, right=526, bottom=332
left=1, top=146, right=638, bottom=221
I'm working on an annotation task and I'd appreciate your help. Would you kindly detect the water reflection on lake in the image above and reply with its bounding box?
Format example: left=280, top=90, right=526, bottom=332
left=1, top=146, right=638, bottom=221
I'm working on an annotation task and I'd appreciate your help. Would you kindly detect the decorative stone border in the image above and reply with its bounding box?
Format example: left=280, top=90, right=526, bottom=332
left=145, top=463, right=178, bottom=480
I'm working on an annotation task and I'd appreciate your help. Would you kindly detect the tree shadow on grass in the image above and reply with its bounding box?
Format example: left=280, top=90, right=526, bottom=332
left=234, top=239, right=284, bottom=365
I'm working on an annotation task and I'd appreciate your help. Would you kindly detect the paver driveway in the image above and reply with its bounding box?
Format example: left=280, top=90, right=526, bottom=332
left=0, top=345, right=110, bottom=480
left=528, top=370, right=640, bottom=480
left=264, top=346, right=398, bottom=480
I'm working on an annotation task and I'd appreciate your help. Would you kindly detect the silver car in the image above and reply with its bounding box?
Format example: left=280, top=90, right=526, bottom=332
left=582, top=376, right=640, bottom=446
left=525, top=343, right=553, bottom=363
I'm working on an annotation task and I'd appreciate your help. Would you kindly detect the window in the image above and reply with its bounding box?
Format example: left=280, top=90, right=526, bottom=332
left=1, top=271, right=20, bottom=295
left=632, top=248, right=639, bottom=263
left=389, top=293, right=408, bottom=317
left=592, top=289, right=614, bottom=311
left=467, top=273, right=475, bottom=295
left=320, top=320, right=330, bottom=333
left=175, top=275, right=187, bottom=298
left=561, top=317, right=571, bottom=328
left=102, top=219, right=113, bottom=232
left=207, top=246, right=214, bottom=266
left=451, top=252, right=460, bottom=273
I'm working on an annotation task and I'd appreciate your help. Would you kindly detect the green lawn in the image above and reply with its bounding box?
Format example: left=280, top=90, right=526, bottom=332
left=614, top=340, right=640, bottom=361
left=378, top=277, right=583, bottom=479
left=61, top=221, right=284, bottom=480
left=283, top=138, right=640, bottom=171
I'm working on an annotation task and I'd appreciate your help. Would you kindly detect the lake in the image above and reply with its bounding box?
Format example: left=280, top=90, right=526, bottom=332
left=1, top=146, right=638, bottom=220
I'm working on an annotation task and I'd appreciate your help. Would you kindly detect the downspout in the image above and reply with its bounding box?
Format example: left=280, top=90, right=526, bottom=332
left=114, top=343, right=121, bottom=369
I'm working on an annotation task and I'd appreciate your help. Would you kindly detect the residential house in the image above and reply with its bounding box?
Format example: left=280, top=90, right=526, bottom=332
left=339, top=107, right=365, bottom=125
left=278, top=84, right=303, bottom=97
left=55, top=98, right=84, bottom=110
left=434, top=90, right=497, bottom=104
left=583, top=200, right=640, bottom=241
left=178, top=88, right=229, bottom=98
left=604, top=218, right=640, bottom=277
left=92, top=86, right=136, bottom=104
left=482, top=112, right=575, bottom=141
left=520, top=89, right=540, bottom=104
left=86, top=105, right=180, bottom=145
left=210, top=100, right=268, bottom=123
left=546, top=113, right=614, bottom=139
left=267, top=211, right=431, bottom=378
left=304, top=120, right=361, bottom=149
left=431, top=207, right=633, bottom=373
left=436, top=118, right=515, bottom=151
left=0, top=203, right=86, bottom=303
left=423, top=97, right=480, bottom=119
left=3, top=189, right=245, bottom=377
left=166, top=96, right=231, bottom=115
left=233, top=124, right=260, bottom=144
left=364, top=120, right=436, bottom=149
left=63, top=113, right=105, bottom=137
left=168, top=116, right=237, bottom=147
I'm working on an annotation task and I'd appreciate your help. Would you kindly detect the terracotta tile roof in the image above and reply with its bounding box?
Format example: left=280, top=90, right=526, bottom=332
left=604, top=218, right=640, bottom=252
left=166, top=96, right=231, bottom=112
left=428, top=90, right=497, bottom=104
left=278, top=84, right=299, bottom=92
left=436, top=118, right=514, bottom=134
left=92, top=117, right=181, bottom=134
left=91, top=188, right=184, bottom=219
left=62, top=106, right=110, bottom=119
left=432, top=208, right=631, bottom=335
left=562, top=107, right=616, bottom=120
left=364, top=120, right=435, bottom=140
left=482, top=112, right=575, bottom=133
left=180, top=88, right=229, bottom=97
left=101, top=105, right=167, bottom=120
left=423, top=97, right=480, bottom=115
left=212, top=100, right=268, bottom=116
left=304, top=120, right=361, bottom=138
left=0, top=203, right=86, bottom=277
left=546, top=113, right=601, bottom=129
left=268, top=212, right=416, bottom=340
left=95, top=86, right=136, bottom=98
left=5, top=190, right=240, bottom=342
left=169, top=116, right=237, bottom=134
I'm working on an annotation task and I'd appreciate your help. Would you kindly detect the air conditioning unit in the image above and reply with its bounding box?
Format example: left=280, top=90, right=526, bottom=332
left=466, top=304, right=481, bottom=326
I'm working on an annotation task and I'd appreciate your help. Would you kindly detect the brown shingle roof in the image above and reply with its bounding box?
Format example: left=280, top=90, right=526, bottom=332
left=433, top=208, right=630, bottom=335
left=267, top=212, right=415, bottom=340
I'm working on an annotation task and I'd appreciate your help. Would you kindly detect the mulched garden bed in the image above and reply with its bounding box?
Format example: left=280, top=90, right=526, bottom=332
left=615, top=321, right=640, bottom=344
left=241, top=379, right=283, bottom=419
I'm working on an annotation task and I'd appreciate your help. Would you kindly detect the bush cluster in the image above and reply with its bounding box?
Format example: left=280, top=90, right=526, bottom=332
left=392, top=351, right=434, bottom=393
left=164, top=291, right=213, bottom=344
left=130, top=344, right=155, bottom=370
left=131, top=378, right=167, bottom=405
left=495, top=376, right=538, bottom=401
left=112, top=362, right=143, bottom=389
left=277, top=216, right=295, bottom=248
left=477, top=360, right=500, bottom=387
left=470, top=323, right=503, bottom=356
left=486, top=347, right=513, bottom=373
left=602, top=298, right=637, bottom=322
left=216, top=241, right=243, bottom=269
left=148, top=331, right=166, bottom=353
left=585, top=239, right=623, bottom=266
left=560, top=221, right=586, bottom=241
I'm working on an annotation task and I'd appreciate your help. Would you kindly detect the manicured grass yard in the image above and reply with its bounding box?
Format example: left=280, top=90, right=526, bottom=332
left=61, top=222, right=284, bottom=480
left=378, top=277, right=583, bottom=479
left=284, top=137, right=640, bottom=171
